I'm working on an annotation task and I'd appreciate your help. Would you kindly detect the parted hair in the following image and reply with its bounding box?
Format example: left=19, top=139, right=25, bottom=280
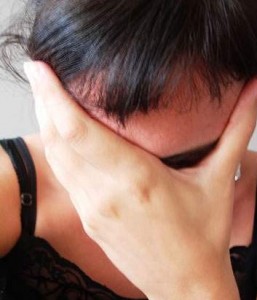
left=1, top=0, right=257, bottom=124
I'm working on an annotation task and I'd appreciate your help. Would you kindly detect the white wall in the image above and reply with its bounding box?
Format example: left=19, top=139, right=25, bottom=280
left=0, top=0, right=256, bottom=150
left=0, top=0, right=39, bottom=138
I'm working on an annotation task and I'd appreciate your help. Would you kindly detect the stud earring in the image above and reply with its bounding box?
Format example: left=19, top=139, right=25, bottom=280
left=235, top=164, right=241, bottom=182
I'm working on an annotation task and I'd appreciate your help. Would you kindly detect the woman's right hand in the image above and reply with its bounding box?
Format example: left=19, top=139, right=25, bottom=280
left=25, top=61, right=257, bottom=299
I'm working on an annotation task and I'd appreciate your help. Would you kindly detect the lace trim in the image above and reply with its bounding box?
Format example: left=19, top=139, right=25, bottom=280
left=229, top=245, right=257, bottom=300
left=4, top=234, right=146, bottom=300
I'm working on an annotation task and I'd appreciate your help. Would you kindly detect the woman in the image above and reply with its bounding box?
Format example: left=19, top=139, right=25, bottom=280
left=0, top=0, right=257, bottom=299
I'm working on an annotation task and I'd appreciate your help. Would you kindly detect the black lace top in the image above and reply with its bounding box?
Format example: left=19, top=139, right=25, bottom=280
left=0, top=137, right=257, bottom=300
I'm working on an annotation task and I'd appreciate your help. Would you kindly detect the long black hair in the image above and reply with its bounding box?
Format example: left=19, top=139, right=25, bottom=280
left=1, top=0, right=257, bottom=124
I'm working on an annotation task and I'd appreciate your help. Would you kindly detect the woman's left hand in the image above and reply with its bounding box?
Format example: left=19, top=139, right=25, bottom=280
left=24, top=61, right=257, bottom=300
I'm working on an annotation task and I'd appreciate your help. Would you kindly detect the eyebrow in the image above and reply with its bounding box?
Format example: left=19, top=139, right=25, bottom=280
left=160, top=138, right=219, bottom=169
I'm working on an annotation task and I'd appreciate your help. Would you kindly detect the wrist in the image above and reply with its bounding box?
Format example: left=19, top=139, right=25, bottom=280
left=147, top=257, right=239, bottom=300
left=148, top=279, right=239, bottom=300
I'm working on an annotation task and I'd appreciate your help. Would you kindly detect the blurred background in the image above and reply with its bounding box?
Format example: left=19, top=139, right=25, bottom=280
left=0, top=0, right=38, bottom=138
left=0, top=0, right=256, bottom=150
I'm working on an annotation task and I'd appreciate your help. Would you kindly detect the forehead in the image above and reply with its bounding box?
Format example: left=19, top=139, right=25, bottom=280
left=91, top=81, right=243, bottom=157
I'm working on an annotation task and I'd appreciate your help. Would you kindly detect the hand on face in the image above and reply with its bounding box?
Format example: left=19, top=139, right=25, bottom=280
left=24, top=61, right=257, bottom=299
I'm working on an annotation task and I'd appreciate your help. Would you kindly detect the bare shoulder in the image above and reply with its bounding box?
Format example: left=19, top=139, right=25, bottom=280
left=0, top=133, right=53, bottom=257
left=0, top=143, right=21, bottom=257
left=0, top=133, right=66, bottom=257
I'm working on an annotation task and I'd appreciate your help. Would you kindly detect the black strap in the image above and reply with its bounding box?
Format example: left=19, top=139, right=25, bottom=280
left=0, top=137, right=37, bottom=236
left=251, top=184, right=257, bottom=245
left=251, top=182, right=257, bottom=294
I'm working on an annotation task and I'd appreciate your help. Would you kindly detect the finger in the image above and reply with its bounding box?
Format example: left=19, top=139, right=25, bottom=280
left=203, top=78, right=257, bottom=181
left=34, top=95, right=105, bottom=196
left=31, top=73, right=105, bottom=197
left=44, top=133, right=107, bottom=195
left=24, top=61, right=142, bottom=172
left=24, top=61, right=89, bottom=142
left=32, top=79, right=95, bottom=182
left=43, top=145, right=99, bottom=230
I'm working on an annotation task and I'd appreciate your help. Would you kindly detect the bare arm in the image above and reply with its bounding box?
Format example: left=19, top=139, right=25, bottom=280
left=0, top=146, right=21, bottom=257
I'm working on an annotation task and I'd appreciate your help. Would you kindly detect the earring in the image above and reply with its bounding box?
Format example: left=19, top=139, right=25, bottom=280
left=235, top=164, right=241, bottom=182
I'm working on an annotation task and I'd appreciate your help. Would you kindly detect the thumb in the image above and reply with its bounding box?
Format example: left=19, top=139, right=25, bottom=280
left=206, top=78, right=257, bottom=181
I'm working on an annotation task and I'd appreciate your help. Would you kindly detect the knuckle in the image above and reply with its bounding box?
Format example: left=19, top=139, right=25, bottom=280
left=82, top=200, right=120, bottom=237
left=127, top=177, right=152, bottom=205
left=135, top=185, right=151, bottom=205
left=84, top=216, right=99, bottom=236
left=127, top=163, right=156, bottom=204
left=96, top=198, right=120, bottom=219
left=83, top=210, right=101, bottom=237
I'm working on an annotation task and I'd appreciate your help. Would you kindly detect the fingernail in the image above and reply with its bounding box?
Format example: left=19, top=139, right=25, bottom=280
left=24, top=61, right=41, bottom=85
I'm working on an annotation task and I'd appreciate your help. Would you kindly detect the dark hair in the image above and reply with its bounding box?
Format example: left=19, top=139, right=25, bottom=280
left=1, top=0, right=257, bottom=124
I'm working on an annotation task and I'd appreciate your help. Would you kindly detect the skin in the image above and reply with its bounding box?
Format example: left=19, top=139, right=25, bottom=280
left=1, top=69, right=257, bottom=298
left=89, top=80, right=243, bottom=157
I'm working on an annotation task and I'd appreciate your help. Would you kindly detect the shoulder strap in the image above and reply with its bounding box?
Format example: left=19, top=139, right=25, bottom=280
left=249, top=181, right=257, bottom=294
left=0, top=137, right=37, bottom=236
left=251, top=183, right=257, bottom=246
